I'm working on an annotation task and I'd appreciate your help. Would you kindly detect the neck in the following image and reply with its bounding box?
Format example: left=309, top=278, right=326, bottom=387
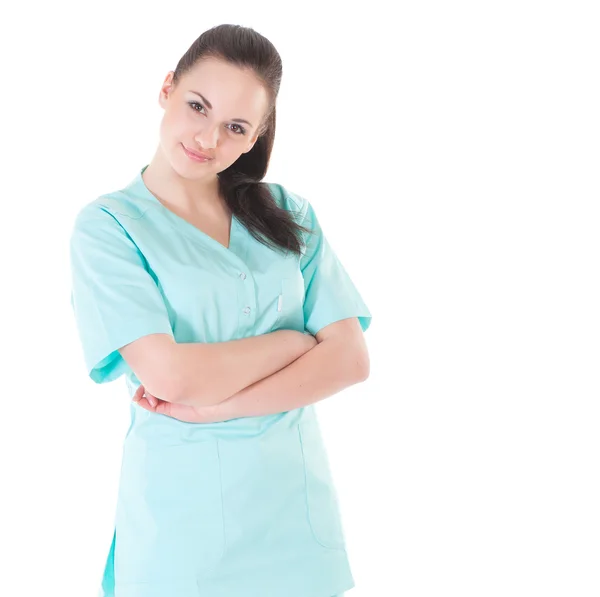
left=142, top=146, right=225, bottom=214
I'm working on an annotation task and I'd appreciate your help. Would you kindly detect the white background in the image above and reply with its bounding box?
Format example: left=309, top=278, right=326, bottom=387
left=1, top=1, right=599, bottom=595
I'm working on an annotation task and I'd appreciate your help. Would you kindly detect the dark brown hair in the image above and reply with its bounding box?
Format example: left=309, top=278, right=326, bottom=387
left=171, top=24, right=312, bottom=256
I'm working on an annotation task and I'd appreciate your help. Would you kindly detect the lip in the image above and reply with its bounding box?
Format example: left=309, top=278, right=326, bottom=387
left=182, top=144, right=214, bottom=162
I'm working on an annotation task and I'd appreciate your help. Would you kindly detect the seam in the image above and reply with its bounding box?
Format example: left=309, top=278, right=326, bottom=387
left=96, top=190, right=154, bottom=221
left=297, top=422, right=347, bottom=552
left=196, top=437, right=227, bottom=578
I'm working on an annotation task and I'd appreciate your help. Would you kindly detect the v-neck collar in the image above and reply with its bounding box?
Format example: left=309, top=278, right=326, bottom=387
left=130, top=164, right=241, bottom=256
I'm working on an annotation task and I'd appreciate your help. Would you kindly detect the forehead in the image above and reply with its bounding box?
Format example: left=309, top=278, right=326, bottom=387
left=181, top=58, right=268, bottom=120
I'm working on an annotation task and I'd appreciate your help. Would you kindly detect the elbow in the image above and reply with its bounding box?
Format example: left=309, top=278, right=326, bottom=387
left=147, top=375, right=185, bottom=405
left=158, top=345, right=212, bottom=406
left=340, top=344, right=370, bottom=384
left=153, top=358, right=189, bottom=405
left=329, top=335, right=370, bottom=384
left=349, top=341, right=370, bottom=382
left=164, top=342, right=228, bottom=407
left=360, top=359, right=370, bottom=381
left=169, top=378, right=227, bottom=407
left=355, top=352, right=370, bottom=382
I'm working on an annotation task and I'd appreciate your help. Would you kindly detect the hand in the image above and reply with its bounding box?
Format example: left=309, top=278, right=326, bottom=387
left=131, top=384, right=225, bottom=423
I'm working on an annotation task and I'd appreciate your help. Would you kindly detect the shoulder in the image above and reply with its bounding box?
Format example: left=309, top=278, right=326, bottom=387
left=71, top=189, right=151, bottom=236
left=263, top=181, right=313, bottom=220
left=73, top=183, right=151, bottom=224
left=70, top=195, right=147, bottom=251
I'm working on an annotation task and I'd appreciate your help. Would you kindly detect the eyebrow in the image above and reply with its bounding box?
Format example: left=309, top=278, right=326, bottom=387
left=189, top=90, right=254, bottom=127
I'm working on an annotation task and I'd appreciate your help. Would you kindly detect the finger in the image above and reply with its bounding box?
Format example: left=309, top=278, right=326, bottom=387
left=134, top=396, right=158, bottom=413
left=134, top=397, right=150, bottom=410
left=138, top=396, right=172, bottom=415
left=152, top=400, right=182, bottom=419
left=132, top=385, right=145, bottom=402
left=133, top=396, right=199, bottom=422
left=133, top=386, right=159, bottom=408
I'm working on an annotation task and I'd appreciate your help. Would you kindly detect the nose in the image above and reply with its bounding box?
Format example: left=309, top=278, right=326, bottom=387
left=194, top=124, right=219, bottom=150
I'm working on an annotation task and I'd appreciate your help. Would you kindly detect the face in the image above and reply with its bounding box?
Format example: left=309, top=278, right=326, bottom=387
left=158, top=57, right=270, bottom=178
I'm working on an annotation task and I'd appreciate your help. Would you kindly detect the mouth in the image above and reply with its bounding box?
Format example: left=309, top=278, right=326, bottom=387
left=182, top=144, right=214, bottom=161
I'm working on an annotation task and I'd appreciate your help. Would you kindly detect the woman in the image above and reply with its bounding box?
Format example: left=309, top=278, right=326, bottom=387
left=69, top=24, right=372, bottom=597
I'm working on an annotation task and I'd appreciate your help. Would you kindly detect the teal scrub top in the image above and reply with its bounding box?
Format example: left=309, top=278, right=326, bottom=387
left=69, top=165, right=372, bottom=597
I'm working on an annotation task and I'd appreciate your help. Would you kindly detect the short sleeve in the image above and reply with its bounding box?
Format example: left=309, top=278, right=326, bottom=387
left=300, top=200, right=372, bottom=336
left=69, top=204, right=174, bottom=384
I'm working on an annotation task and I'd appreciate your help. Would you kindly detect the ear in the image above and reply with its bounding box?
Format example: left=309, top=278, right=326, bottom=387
left=158, top=71, right=175, bottom=108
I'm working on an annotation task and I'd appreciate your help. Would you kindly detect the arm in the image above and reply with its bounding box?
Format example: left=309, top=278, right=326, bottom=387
left=120, top=329, right=315, bottom=406
left=171, top=329, right=317, bottom=407
left=196, top=318, right=370, bottom=419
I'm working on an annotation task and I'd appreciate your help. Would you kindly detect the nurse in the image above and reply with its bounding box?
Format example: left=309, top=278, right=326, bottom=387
left=69, top=23, right=372, bottom=597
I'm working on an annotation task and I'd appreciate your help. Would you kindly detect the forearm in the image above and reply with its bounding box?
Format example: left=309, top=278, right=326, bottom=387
left=173, top=330, right=314, bottom=407
left=212, top=337, right=367, bottom=419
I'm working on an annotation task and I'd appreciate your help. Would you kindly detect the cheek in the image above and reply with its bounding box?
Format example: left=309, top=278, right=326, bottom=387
left=160, top=108, right=188, bottom=139
left=224, top=145, right=249, bottom=165
left=159, top=113, right=176, bottom=146
left=215, top=138, right=236, bottom=155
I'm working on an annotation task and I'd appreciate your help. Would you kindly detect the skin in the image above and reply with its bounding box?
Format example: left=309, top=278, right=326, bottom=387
left=132, top=58, right=370, bottom=421
left=133, top=318, right=370, bottom=423
left=141, top=56, right=270, bottom=217
left=134, top=56, right=286, bottom=420
left=132, top=385, right=219, bottom=422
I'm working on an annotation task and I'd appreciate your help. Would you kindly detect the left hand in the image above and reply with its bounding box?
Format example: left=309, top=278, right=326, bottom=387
left=132, top=385, right=226, bottom=423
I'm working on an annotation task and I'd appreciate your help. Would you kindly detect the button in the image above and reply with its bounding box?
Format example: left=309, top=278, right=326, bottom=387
left=242, top=306, right=251, bottom=315
left=239, top=272, right=247, bottom=280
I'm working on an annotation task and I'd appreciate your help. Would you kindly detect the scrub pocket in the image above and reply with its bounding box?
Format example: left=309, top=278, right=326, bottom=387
left=269, top=275, right=305, bottom=332
left=299, top=417, right=348, bottom=551
left=114, top=437, right=226, bottom=584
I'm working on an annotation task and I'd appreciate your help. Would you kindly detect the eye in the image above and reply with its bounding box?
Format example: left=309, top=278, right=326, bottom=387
left=188, top=101, right=206, bottom=114
left=188, top=101, right=247, bottom=136
left=228, top=124, right=247, bottom=136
